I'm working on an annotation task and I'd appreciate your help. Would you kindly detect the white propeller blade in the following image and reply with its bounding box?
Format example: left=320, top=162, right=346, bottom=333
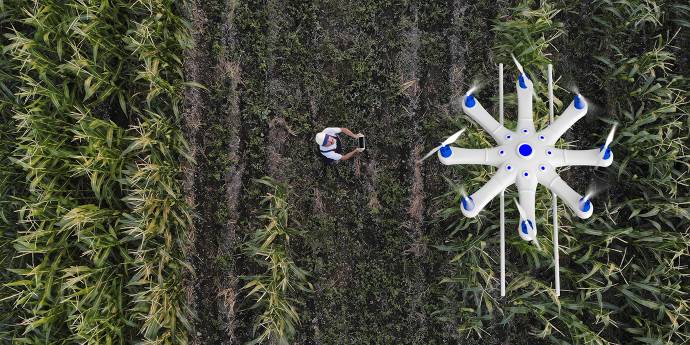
left=599, top=124, right=617, bottom=159
left=460, top=186, right=469, bottom=204
left=418, top=129, right=465, bottom=163
left=514, top=197, right=537, bottom=243
left=419, top=147, right=441, bottom=162
left=512, top=54, right=534, bottom=99
left=442, top=128, right=466, bottom=147
left=465, top=86, right=477, bottom=96
left=513, top=198, right=530, bottom=224
left=583, top=191, right=594, bottom=203
left=511, top=53, right=525, bottom=76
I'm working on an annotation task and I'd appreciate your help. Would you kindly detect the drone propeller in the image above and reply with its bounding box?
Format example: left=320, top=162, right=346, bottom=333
left=512, top=54, right=537, bottom=100
left=582, top=191, right=594, bottom=204
left=580, top=179, right=601, bottom=209
left=511, top=53, right=525, bottom=76
left=465, top=86, right=478, bottom=96
left=599, top=123, right=617, bottom=160
left=459, top=185, right=475, bottom=211
left=418, top=129, right=466, bottom=163
left=514, top=198, right=540, bottom=248
left=513, top=198, right=532, bottom=230
left=459, top=184, right=467, bottom=200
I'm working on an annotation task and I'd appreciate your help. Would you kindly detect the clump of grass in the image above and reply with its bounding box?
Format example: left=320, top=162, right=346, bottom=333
left=493, top=1, right=564, bottom=75
left=242, top=177, right=312, bottom=345
left=493, top=1, right=566, bottom=129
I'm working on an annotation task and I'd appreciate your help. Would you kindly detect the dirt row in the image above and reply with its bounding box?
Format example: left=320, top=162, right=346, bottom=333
left=183, top=0, right=242, bottom=343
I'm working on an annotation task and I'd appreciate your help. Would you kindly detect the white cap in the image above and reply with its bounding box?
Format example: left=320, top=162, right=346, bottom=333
left=315, top=132, right=326, bottom=146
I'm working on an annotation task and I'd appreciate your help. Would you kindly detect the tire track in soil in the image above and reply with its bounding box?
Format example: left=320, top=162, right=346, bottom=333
left=402, top=4, right=425, bottom=251
left=216, top=0, right=243, bottom=342
left=265, top=0, right=295, bottom=180
left=443, top=3, right=474, bottom=339
left=449, top=1, right=469, bottom=117
left=183, top=1, right=241, bottom=344
left=399, top=4, right=431, bottom=344
left=182, top=3, right=213, bottom=343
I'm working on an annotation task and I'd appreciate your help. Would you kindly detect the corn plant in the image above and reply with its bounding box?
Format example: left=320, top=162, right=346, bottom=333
left=2, top=1, right=193, bottom=343
left=493, top=1, right=566, bottom=134
left=242, top=177, right=313, bottom=345
left=493, top=1, right=564, bottom=78
left=122, top=112, right=193, bottom=344
left=0, top=1, right=23, bottom=336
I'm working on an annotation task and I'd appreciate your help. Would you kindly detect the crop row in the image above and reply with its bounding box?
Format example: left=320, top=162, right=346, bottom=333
left=0, top=1, right=192, bottom=343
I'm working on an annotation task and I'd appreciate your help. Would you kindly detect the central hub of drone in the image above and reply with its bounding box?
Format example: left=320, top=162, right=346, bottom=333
left=517, top=143, right=533, bottom=158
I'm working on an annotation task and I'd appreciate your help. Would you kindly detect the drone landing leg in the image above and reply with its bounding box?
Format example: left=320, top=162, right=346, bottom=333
left=499, top=63, right=506, bottom=297
left=548, top=64, right=560, bottom=297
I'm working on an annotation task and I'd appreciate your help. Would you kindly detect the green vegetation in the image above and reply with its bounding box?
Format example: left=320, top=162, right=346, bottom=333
left=1, top=0, right=688, bottom=344
left=0, top=1, right=192, bottom=343
left=242, top=177, right=313, bottom=345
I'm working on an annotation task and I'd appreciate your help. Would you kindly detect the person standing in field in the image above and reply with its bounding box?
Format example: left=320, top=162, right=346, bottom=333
left=315, top=127, right=364, bottom=164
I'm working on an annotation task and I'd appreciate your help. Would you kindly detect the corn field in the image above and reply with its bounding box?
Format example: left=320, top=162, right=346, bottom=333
left=1, top=1, right=192, bottom=343
left=1, top=0, right=689, bottom=344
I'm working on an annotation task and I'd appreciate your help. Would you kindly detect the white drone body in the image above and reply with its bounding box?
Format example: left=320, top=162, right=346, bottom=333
left=427, top=60, right=615, bottom=296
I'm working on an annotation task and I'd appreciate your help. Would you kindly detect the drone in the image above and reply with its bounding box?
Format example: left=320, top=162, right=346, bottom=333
left=421, top=57, right=616, bottom=296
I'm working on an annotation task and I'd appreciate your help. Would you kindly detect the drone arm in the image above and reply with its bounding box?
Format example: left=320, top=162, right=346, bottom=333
left=461, top=166, right=516, bottom=218
left=547, top=148, right=614, bottom=168
left=438, top=147, right=503, bottom=166
left=462, top=95, right=511, bottom=144
left=538, top=170, right=593, bottom=219
left=516, top=75, right=535, bottom=131
left=516, top=177, right=538, bottom=241
left=540, top=97, right=588, bottom=145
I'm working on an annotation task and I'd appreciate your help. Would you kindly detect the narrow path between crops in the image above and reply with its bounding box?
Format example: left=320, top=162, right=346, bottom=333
left=183, top=1, right=242, bottom=344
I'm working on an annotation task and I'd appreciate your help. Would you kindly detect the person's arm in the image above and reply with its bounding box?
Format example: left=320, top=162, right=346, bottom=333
left=339, top=148, right=361, bottom=161
left=340, top=127, right=359, bottom=139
